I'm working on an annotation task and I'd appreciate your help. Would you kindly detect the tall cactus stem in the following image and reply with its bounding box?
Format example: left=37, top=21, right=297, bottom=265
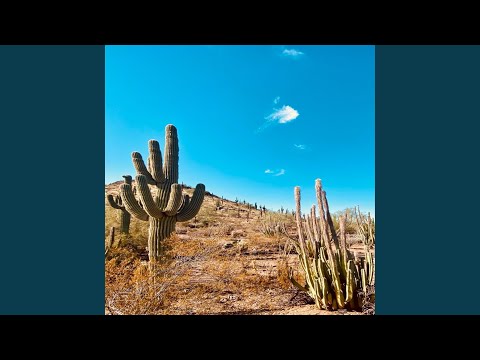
left=120, top=124, right=205, bottom=264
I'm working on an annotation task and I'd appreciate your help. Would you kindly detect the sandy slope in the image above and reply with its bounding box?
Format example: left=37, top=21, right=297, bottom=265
left=105, top=181, right=370, bottom=315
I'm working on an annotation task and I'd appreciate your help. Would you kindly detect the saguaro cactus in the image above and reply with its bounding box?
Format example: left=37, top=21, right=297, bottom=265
left=107, top=176, right=133, bottom=234
left=120, top=124, right=205, bottom=263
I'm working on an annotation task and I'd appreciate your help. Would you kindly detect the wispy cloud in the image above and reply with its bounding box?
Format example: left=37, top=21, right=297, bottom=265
left=266, top=105, right=300, bottom=124
left=256, top=100, right=300, bottom=133
left=282, top=48, right=304, bottom=58
left=294, top=144, right=306, bottom=150
left=265, top=169, right=285, bottom=176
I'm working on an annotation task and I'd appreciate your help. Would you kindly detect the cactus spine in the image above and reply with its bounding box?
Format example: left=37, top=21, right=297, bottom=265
left=120, top=124, right=205, bottom=264
left=107, top=176, right=132, bottom=234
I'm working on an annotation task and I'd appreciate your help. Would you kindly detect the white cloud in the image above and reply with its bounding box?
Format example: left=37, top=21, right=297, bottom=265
left=294, top=144, right=306, bottom=150
left=266, top=105, right=300, bottom=124
left=256, top=101, right=300, bottom=133
left=282, top=48, right=304, bottom=57
left=265, top=169, right=286, bottom=176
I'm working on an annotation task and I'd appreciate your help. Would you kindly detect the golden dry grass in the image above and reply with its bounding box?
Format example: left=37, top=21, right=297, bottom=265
left=105, top=183, right=368, bottom=315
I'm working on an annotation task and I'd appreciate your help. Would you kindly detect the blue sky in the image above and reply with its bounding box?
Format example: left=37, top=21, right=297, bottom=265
left=105, top=45, right=375, bottom=216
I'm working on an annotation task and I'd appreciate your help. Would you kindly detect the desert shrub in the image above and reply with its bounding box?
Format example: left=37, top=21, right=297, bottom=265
left=260, top=214, right=289, bottom=237
left=105, top=227, right=134, bottom=257
left=352, top=206, right=375, bottom=246
left=332, top=207, right=370, bottom=235
left=359, top=284, right=375, bottom=315
left=105, top=256, right=172, bottom=315
left=203, top=223, right=235, bottom=237
left=277, top=258, right=296, bottom=290
left=197, top=204, right=217, bottom=222
left=105, top=235, right=218, bottom=315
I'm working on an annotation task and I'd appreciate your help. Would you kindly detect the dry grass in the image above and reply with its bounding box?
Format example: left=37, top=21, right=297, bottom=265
left=360, top=285, right=376, bottom=315
left=105, top=235, right=220, bottom=315
left=105, top=184, right=369, bottom=315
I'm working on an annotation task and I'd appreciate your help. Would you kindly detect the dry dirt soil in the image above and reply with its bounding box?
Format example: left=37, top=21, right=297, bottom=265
left=105, top=181, right=367, bottom=315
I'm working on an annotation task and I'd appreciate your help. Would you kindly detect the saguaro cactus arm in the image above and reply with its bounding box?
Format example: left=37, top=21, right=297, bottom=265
left=107, top=175, right=132, bottom=211
left=122, top=175, right=132, bottom=185
left=164, top=184, right=183, bottom=216
left=132, top=152, right=156, bottom=185
left=120, top=183, right=149, bottom=221
left=176, top=184, right=206, bottom=222
left=107, top=195, right=123, bottom=210
left=148, top=140, right=165, bottom=183
left=178, top=194, right=190, bottom=213
left=163, top=124, right=179, bottom=182
left=135, top=174, right=165, bottom=218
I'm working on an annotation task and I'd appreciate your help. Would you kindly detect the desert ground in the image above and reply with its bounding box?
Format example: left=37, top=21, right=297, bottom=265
left=105, top=181, right=370, bottom=315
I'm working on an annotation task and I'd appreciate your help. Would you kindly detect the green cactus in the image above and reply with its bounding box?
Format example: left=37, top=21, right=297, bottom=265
left=105, top=226, right=115, bottom=256
left=120, top=124, right=205, bottom=264
left=290, top=179, right=375, bottom=312
left=107, top=176, right=132, bottom=234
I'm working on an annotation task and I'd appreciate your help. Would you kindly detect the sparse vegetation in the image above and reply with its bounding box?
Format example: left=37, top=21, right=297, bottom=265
left=260, top=214, right=289, bottom=238
left=104, top=44, right=375, bottom=316
left=105, top=126, right=373, bottom=315
left=106, top=178, right=371, bottom=315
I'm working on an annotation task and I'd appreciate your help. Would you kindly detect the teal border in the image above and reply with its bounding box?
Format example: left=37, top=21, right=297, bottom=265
left=376, top=45, right=480, bottom=314
left=0, top=46, right=105, bottom=314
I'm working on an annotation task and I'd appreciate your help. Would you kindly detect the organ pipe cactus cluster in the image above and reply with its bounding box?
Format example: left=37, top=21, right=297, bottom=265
left=107, top=176, right=133, bottom=234
left=120, top=124, right=205, bottom=264
left=289, top=179, right=375, bottom=311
